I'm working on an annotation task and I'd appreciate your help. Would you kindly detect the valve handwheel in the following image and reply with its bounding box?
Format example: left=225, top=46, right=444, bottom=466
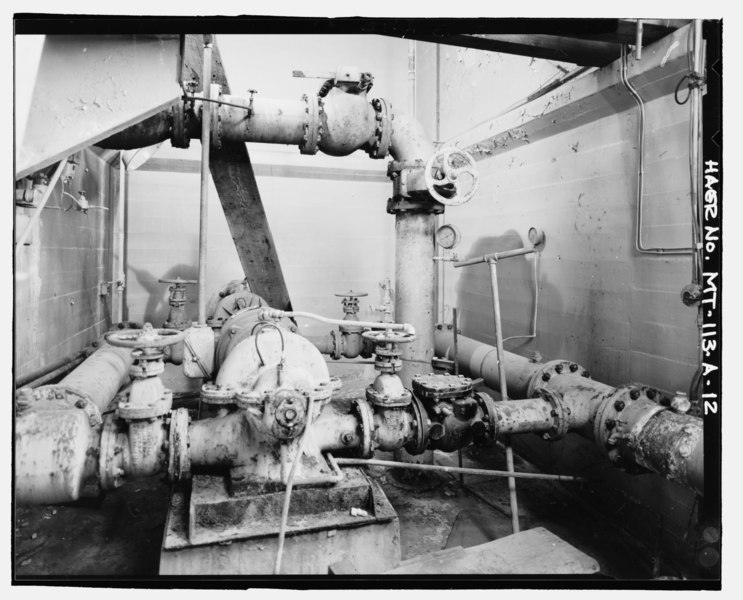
left=334, top=290, right=368, bottom=298
left=424, top=147, right=479, bottom=206
left=105, top=322, right=186, bottom=349
left=361, top=329, right=416, bottom=345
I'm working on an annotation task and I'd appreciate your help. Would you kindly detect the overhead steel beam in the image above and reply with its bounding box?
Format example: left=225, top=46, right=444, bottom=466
left=412, top=33, right=620, bottom=66
left=16, top=35, right=182, bottom=179
left=182, top=34, right=292, bottom=311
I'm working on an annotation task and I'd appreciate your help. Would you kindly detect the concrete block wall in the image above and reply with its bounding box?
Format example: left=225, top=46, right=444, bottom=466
left=415, top=40, right=701, bottom=572
left=15, top=148, right=115, bottom=380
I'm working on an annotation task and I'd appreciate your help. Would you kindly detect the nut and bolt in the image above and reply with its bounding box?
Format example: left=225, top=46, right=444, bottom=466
left=569, top=364, right=579, bottom=372
left=582, top=371, right=590, bottom=378
left=340, top=432, right=354, bottom=445
left=542, top=372, right=551, bottom=382
left=629, top=389, right=641, bottom=400
left=613, top=400, right=625, bottom=411
left=605, top=419, right=616, bottom=430
left=646, top=389, right=657, bottom=400
left=554, top=364, right=563, bottom=374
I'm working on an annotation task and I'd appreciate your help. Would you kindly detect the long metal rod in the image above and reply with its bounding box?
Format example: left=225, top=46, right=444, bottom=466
left=197, top=36, right=213, bottom=325
left=488, top=259, right=520, bottom=533
left=454, top=246, right=535, bottom=268
left=333, top=457, right=584, bottom=483
left=15, top=158, right=67, bottom=257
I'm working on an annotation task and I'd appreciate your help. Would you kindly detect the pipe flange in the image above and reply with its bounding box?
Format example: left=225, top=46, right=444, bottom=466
left=200, top=382, right=236, bottom=405
left=299, top=93, right=322, bottom=155
left=330, top=329, right=343, bottom=361
left=366, top=385, right=412, bottom=408
left=129, top=353, right=165, bottom=378
left=367, top=97, right=392, bottom=159
left=472, top=390, right=498, bottom=445
left=309, top=377, right=341, bottom=403
left=352, top=398, right=375, bottom=458
left=404, top=395, right=430, bottom=455
left=171, top=101, right=190, bottom=149
left=527, top=359, right=590, bottom=398
left=168, top=407, right=191, bottom=483
left=593, top=385, right=667, bottom=455
left=99, top=414, right=125, bottom=490
left=235, top=389, right=263, bottom=412
left=533, top=387, right=570, bottom=441
left=117, top=389, right=173, bottom=420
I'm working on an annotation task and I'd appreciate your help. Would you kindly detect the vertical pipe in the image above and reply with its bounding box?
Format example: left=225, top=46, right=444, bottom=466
left=488, top=259, right=520, bottom=534
left=114, top=153, right=126, bottom=323
left=198, top=36, right=213, bottom=326
left=395, top=213, right=436, bottom=386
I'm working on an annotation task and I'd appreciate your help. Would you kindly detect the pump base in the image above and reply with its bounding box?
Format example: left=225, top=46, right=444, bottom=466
left=159, top=467, right=400, bottom=574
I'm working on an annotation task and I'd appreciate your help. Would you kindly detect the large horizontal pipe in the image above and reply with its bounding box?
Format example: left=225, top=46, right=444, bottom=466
left=15, top=343, right=134, bottom=504
left=98, top=87, right=432, bottom=163
left=56, top=343, right=134, bottom=412
left=435, top=330, right=704, bottom=494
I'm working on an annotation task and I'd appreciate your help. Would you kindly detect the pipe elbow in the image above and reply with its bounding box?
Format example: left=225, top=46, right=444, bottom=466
left=389, top=109, right=435, bottom=163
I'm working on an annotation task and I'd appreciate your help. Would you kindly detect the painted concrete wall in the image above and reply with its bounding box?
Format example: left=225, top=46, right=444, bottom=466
left=416, top=41, right=700, bottom=570
left=15, top=148, right=115, bottom=379
left=125, top=35, right=408, bottom=337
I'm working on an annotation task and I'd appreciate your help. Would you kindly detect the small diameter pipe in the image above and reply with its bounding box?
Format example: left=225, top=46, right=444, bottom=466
left=15, top=158, right=67, bottom=258
left=454, top=246, right=536, bottom=269
left=274, top=393, right=317, bottom=575
left=197, top=38, right=213, bottom=326
left=488, top=259, right=520, bottom=534
left=621, top=44, right=696, bottom=258
left=333, top=457, right=584, bottom=483
left=259, top=309, right=415, bottom=335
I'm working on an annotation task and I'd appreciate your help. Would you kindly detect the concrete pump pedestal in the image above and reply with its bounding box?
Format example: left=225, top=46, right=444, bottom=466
left=159, top=467, right=400, bottom=575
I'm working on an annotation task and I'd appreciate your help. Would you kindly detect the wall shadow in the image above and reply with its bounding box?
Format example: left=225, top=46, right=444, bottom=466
left=452, top=229, right=565, bottom=362
left=128, top=263, right=199, bottom=327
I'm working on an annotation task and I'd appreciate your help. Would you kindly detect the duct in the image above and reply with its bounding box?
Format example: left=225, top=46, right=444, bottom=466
left=434, top=330, right=704, bottom=494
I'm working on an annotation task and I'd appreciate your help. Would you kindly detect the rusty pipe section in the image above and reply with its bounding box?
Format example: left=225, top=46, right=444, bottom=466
left=435, top=330, right=704, bottom=494
left=15, top=344, right=133, bottom=504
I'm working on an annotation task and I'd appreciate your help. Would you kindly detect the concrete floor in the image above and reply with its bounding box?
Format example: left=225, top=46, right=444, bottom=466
left=13, top=360, right=652, bottom=580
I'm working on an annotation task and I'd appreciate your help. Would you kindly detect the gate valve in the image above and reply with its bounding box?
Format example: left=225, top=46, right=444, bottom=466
left=105, top=323, right=186, bottom=379
left=105, top=324, right=187, bottom=422
left=159, top=277, right=198, bottom=330
left=334, top=290, right=368, bottom=320
left=424, top=147, right=479, bottom=206
left=362, top=329, right=415, bottom=374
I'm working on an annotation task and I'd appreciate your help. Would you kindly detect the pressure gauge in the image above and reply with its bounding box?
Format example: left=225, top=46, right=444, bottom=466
left=435, top=224, right=461, bottom=250
left=528, top=227, right=546, bottom=249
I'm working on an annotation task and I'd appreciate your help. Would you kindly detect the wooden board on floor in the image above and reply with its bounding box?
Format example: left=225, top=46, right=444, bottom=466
left=385, top=526, right=600, bottom=575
